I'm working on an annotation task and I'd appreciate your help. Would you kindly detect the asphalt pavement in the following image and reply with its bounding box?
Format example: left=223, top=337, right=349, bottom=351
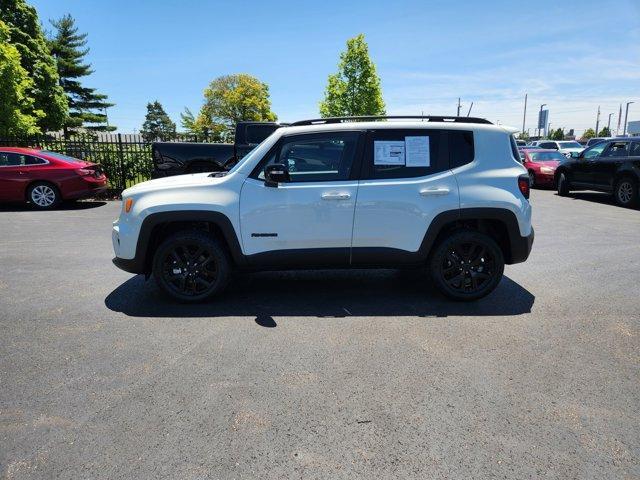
left=0, top=189, right=638, bottom=479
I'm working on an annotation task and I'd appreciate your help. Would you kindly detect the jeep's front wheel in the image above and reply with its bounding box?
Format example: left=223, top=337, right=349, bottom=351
left=152, top=230, right=230, bottom=302
left=429, top=231, right=504, bottom=301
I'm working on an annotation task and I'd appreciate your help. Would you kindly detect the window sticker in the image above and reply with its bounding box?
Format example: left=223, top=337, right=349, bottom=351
left=374, top=141, right=405, bottom=165
left=405, top=136, right=430, bottom=167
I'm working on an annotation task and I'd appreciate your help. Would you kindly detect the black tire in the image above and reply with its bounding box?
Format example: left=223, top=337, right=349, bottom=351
left=429, top=230, right=504, bottom=301
left=557, top=171, right=570, bottom=196
left=528, top=169, right=536, bottom=188
left=27, top=182, right=61, bottom=209
left=614, top=176, right=638, bottom=208
left=152, top=230, right=230, bottom=302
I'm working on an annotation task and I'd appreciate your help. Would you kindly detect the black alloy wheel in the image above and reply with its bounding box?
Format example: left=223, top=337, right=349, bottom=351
left=614, top=176, right=638, bottom=208
left=153, top=230, right=229, bottom=302
left=430, top=231, right=504, bottom=301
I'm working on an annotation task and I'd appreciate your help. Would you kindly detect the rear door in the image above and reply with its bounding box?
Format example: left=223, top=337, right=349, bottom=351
left=592, top=141, right=630, bottom=189
left=351, top=128, right=460, bottom=263
left=0, top=152, right=34, bottom=201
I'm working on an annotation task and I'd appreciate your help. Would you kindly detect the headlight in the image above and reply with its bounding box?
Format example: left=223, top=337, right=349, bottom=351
left=540, top=166, right=555, bottom=174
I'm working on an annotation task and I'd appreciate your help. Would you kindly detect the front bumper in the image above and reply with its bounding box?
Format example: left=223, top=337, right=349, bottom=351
left=509, top=227, right=534, bottom=264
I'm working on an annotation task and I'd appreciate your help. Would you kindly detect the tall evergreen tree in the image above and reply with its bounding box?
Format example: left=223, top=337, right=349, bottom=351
left=141, top=101, right=176, bottom=141
left=0, top=19, right=43, bottom=135
left=319, top=34, right=385, bottom=118
left=0, top=0, right=67, bottom=131
left=47, top=14, right=115, bottom=134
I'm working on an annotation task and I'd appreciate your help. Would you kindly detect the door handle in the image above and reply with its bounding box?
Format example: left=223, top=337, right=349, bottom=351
left=321, top=192, right=351, bottom=200
left=419, top=187, right=450, bottom=196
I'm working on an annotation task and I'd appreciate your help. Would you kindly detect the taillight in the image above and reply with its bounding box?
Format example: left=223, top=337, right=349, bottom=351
left=75, top=168, right=93, bottom=176
left=518, top=175, right=530, bottom=199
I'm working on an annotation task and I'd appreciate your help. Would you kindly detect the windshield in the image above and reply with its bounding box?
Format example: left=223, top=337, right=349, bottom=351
left=559, top=141, right=582, bottom=149
left=529, top=152, right=565, bottom=162
left=41, top=151, right=85, bottom=163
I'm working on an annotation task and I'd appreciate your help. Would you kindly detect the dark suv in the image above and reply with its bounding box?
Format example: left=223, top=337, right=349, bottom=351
left=555, top=138, right=640, bottom=207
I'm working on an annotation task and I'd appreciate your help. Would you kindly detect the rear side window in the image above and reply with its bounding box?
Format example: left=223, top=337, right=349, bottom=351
left=450, top=131, right=475, bottom=168
left=362, top=129, right=446, bottom=179
left=0, top=152, right=45, bottom=166
left=631, top=142, right=640, bottom=156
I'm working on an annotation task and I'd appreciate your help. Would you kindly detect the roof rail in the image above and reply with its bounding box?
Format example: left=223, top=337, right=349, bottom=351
left=289, top=115, right=493, bottom=126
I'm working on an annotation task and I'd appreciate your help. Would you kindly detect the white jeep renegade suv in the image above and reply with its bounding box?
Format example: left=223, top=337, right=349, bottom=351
left=112, top=116, right=533, bottom=302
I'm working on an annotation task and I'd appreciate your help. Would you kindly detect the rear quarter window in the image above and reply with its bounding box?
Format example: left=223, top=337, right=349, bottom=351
left=449, top=131, right=475, bottom=168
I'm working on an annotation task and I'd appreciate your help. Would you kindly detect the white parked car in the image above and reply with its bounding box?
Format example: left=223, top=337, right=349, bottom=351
left=112, top=116, right=534, bottom=302
left=534, top=140, right=584, bottom=158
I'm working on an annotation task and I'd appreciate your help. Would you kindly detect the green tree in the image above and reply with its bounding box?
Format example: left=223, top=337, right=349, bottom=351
left=517, top=131, right=530, bottom=140
left=319, top=34, right=385, bottom=118
left=47, top=14, right=115, bottom=134
left=200, top=74, right=276, bottom=139
left=0, top=19, right=43, bottom=135
left=179, top=107, right=227, bottom=140
left=0, top=0, right=67, bottom=131
left=598, top=126, right=611, bottom=137
left=140, top=101, right=176, bottom=141
left=550, top=128, right=565, bottom=140
left=582, top=128, right=596, bottom=139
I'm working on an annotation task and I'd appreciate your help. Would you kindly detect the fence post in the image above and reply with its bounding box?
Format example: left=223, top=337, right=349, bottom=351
left=117, top=133, right=126, bottom=192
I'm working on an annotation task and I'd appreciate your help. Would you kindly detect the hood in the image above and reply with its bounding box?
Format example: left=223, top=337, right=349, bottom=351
left=123, top=172, right=228, bottom=196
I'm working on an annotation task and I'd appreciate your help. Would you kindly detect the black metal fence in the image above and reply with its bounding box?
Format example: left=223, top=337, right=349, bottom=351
left=0, top=133, right=217, bottom=193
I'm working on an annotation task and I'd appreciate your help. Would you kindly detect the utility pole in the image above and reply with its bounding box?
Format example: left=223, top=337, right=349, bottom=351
left=522, top=93, right=527, bottom=135
left=467, top=102, right=473, bottom=117
left=623, top=101, right=634, bottom=136
left=595, top=106, right=600, bottom=136
left=457, top=98, right=461, bottom=116
left=607, top=113, right=613, bottom=132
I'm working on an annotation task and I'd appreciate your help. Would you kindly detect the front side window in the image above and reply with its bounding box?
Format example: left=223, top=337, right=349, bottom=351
left=255, top=131, right=360, bottom=182
left=363, top=129, right=445, bottom=179
left=630, top=142, right=640, bottom=156
left=602, top=142, right=629, bottom=158
left=582, top=142, right=607, bottom=159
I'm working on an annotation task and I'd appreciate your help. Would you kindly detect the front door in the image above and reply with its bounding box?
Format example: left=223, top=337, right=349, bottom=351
left=573, top=141, right=608, bottom=185
left=239, top=131, right=363, bottom=266
left=351, top=128, right=460, bottom=263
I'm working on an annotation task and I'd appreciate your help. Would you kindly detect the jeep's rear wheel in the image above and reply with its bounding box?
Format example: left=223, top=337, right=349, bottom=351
left=152, top=230, right=229, bottom=302
left=614, top=176, right=638, bottom=208
left=429, top=231, right=504, bottom=301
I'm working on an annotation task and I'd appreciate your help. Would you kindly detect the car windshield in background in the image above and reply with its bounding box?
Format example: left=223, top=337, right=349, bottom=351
left=41, top=151, right=85, bottom=163
left=559, top=142, right=582, bottom=149
left=530, top=152, right=565, bottom=162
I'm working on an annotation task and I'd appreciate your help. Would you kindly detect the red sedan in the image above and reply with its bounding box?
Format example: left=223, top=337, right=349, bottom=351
left=0, top=147, right=108, bottom=208
left=520, top=148, right=565, bottom=188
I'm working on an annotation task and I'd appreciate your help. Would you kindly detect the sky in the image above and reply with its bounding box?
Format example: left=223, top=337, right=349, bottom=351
left=30, top=0, right=640, bottom=136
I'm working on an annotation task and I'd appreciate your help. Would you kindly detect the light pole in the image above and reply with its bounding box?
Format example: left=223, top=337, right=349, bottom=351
left=595, top=106, right=600, bottom=136
left=608, top=113, right=613, bottom=133
left=623, top=101, right=634, bottom=136
left=538, top=104, right=546, bottom=138
left=522, top=93, right=527, bottom=135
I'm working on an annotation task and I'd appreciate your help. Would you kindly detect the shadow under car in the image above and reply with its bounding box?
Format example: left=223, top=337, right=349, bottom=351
left=105, top=269, right=535, bottom=322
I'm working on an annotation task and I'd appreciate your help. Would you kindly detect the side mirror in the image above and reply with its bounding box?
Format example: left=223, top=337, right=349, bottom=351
left=264, top=163, right=290, bottom=187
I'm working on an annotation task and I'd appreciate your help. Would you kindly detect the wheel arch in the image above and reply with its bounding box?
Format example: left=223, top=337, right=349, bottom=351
left=24, top=179, right=62, bottom=201
left=420, top=208, right=530, bottom=265
left=133, top=211, right=245, bottom=274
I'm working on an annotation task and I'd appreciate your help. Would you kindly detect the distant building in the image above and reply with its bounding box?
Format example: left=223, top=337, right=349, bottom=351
left=627, top=120, right=640, bottom=136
